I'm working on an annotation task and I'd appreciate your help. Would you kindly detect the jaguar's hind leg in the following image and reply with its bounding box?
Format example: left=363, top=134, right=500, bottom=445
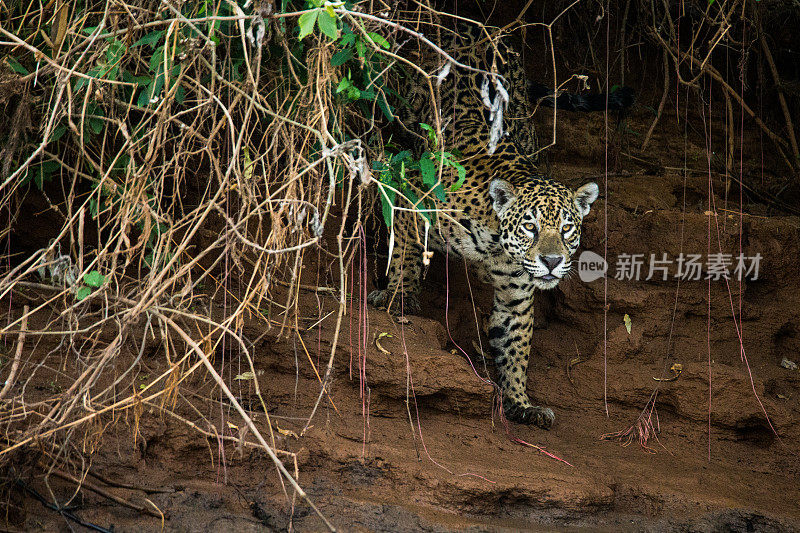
left=368, top=211, right=423, bottom=315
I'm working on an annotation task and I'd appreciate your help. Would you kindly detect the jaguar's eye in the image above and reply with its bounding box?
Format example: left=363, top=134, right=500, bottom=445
left=562, top=224, right=574, bottom=233
left=523, top=222, right=537, bottom=233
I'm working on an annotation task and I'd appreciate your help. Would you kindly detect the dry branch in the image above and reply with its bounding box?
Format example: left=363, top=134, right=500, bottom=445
left=758, top=26, right=799, bottom=164
left=651, top=28, right=796, bottom=172
left=0, top=305, right=28, bottom=400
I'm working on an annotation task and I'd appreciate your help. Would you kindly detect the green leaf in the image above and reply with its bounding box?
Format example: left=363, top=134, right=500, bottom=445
left=124, top=71, right=152, bottom=86
left=355, top=38, right=366, bottom=58
left=83, top=270, right=106, bottom=288
left=6, top=56, right=29, bottom=75
left=132, top=30, right=164, bottom=48
left=138, top=87, right=151, bottom=107
left=139, top=72, right=165, bottom=106
left=39, top=160, right=60, bottom=187
left=419, top=123, right=437, bottom=147
left=624, top=313, right=632, bottom=334
left=336, top=77, right=350, bottom=94
left=450, top=160, right=467, bottom=192
left=49, top=124, right=67, bottom=143
left=401, top=187, right=420, bottom=207
left=112, top=153, right=130, bottom=174
left=367, top=32, right=390, bottom=49
left=175, top=84, right=185, bottom=104
left=330, top=48, right=352, bottom=66
left=377, top=94, right=394, bottom=121
left=74, top=68, right=100, bottom=92
left=432, top=183, right=446, bottom=202
left=89, top=117, right=104, bottom=134
left=391, top=151, right=411, bottom=164
left=76, top=286, right=92, bottom=301
left=107, top=39, right=125, bottom=64
left=149, top=46, right=165, bottom=72
left=298, top=10, right=318, bottom=40
left=230, top=59, right=244, bottom=82
left=419, top=156, right=436, bottom=188
left=379, top=186, right=396, bottom=229
left=317, top=11, right=338, bottom=40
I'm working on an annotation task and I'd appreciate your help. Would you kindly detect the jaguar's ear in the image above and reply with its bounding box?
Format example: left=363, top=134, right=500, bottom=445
left=489, top=179, right=516, bottom=216
left=574, top=182, right=599, bottom=217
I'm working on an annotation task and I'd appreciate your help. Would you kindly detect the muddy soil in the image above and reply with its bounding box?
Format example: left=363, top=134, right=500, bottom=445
left=9, top=105, right=800, bottom=531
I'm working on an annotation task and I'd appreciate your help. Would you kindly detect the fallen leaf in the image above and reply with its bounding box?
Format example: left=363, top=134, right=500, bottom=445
left=374, top=332, right=392, bottom=355
left=275, top=423, right=299, bottom=439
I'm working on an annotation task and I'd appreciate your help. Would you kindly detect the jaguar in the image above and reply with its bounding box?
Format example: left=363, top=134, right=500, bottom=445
left=368, top=21, right=631, bottom=428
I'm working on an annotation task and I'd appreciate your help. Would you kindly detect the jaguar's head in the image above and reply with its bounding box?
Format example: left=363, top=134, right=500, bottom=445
left=489, top=177, right=598, bottom=290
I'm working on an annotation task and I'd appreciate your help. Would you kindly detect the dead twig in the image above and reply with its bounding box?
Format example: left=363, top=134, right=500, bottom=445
left=48, top=468, right=165, bottom=519
left=0, top=305, right=28, bottom=400
left=566, top=342, right=588, bottom=387
left=758, top=20, right=800, bottom=164
left=86, top=470, right=173, bottom=495
left=641, top=49, right=670, bottom=151
left=652, top=29, right=796, bottom=171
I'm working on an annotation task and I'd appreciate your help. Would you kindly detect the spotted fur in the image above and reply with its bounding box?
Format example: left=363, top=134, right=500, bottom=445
left=368, top=24, right=599, bottom=428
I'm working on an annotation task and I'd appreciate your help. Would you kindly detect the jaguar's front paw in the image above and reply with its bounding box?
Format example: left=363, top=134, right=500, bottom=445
left=503, top=400, right=555, bottom=429
left=367, top=289, right=421, bottom=315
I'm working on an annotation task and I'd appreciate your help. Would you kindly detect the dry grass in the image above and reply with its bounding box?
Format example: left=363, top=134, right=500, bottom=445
left=0, top=1, right=381, bottom=526
left=0, top=0, right=510, bottom=526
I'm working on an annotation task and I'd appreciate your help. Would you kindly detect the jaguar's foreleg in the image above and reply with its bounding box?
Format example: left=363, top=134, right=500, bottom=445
left=488, top=283, right=554, bottom=429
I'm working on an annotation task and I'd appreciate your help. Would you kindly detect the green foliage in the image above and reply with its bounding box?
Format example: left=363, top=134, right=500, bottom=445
left=6, top=56, right=29, bottom=75
left=20, top=160, right=61, bottom=190
left=297, top=0, right=340, bottom=40
left=329, top=23, right=394, bottom=121
left=76, top=270, right=106, bottom=301
left=73, top=38, right=124, bottom=92
left=372, top=124, right=466, bottom=229
left=83, top=270, right=106, bottom=288
left=132, top=30, right=163, bottom=49
left=291, top=1, right=446, bottom=231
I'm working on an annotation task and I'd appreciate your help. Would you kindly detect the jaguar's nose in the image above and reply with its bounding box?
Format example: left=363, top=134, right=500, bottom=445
left=541, top=255, right=564, bottom=272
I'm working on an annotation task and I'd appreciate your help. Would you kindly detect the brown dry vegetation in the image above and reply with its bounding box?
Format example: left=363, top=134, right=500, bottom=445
left=0, top=0, right=799, bottom=531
